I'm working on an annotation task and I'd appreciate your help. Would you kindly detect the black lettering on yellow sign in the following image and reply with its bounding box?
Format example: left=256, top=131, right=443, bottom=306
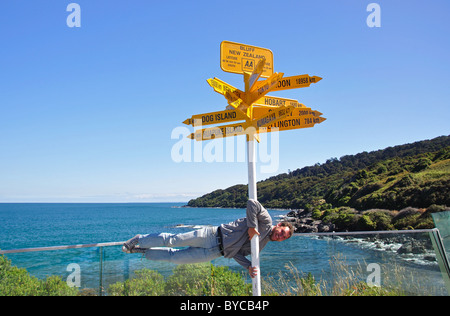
left=264, top=98, right=286, bottom=106
left=215, top=111, right=237, bottom=122
left=200, top=123, right=246, bottom=140
left=295, top=77, right=309, bottom=85
left=242, top=52, right=265, bottom=59
left=297, top=109, right=311, bottom=116
left=257, top=84, right=269, bottom=95
left=210, top=79, right=222, bottom=90
left=257, top=113, right=276, bottom=128
left=243, top=59, right=254, bottom=71
left=202, top=114, right=214, bottom=123
left=240, top=46, right=255, bottom=52
left=276, top=118, right=302, bottom=128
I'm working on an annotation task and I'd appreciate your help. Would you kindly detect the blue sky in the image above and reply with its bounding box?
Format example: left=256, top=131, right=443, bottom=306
left=0, top=0, right=449, bottom=202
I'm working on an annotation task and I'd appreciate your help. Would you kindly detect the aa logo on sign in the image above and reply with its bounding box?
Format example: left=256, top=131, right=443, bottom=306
left=242, top=59, right=254, bottom=72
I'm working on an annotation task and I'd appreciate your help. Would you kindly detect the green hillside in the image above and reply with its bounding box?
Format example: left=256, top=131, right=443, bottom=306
left=187, top=135, right=450, bottom=212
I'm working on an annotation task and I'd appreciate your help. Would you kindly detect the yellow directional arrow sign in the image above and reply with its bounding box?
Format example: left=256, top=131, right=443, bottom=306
left=271, top=74, right=322, bottom=92
left=224, top=89, right=248, bottom=111
left=252, top=105, right=313, bottom=120
left=252, top=106, right=294, bottom=128
left=220, top=41, right=274, bottom=78
left=254, top=95, right=302, bottom=108
left=206, top=77, right=251, bottom=119
left=258, top=115, right=326, bottom=134
left=291, top=107, right=323, bottom=118
left=206, top=78, right=245, bottom=100
left=183, top=109, right=248, bottom=127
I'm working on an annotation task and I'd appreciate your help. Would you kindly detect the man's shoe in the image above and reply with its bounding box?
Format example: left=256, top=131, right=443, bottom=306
left=122, top=235, right=140, bottom=253
left=129, top=246, right=146, bottom=254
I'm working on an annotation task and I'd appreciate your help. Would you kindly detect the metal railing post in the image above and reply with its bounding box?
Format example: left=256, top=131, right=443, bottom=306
left=99, top=246, right=103, bottom=296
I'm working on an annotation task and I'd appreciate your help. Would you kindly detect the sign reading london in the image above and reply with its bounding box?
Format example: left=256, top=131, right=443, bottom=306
left=183, top=41, right=326, bottom=141
left=220, top=41, right=274, bottom=78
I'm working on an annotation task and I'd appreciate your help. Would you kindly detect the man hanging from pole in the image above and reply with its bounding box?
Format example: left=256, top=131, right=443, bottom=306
left=122, top=199, right=294, bottom=278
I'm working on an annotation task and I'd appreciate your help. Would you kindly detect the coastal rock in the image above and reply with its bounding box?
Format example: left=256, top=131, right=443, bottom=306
left=397, top=240, right=427, bottom=255
left=286, top=209, right=335, bottom=233
left=295, top=224, right=318, bottom=233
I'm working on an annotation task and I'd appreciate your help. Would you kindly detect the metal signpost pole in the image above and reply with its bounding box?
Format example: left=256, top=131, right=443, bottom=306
left=247, top=133, right=261, bottom=296
left=245, top=70, right=261, bottom=297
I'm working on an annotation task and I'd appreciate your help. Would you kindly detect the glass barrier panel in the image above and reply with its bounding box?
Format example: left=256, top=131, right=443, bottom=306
left=250, top=231, right=449, bottom=296
left=1, top=230, right=449, bottom=296
left=432, top=211, right=450, bottom=256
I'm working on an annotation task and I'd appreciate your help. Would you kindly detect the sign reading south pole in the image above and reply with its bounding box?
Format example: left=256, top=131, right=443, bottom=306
left=220, top=41, right=274, bottom=78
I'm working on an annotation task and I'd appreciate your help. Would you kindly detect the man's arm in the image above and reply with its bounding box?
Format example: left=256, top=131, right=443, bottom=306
left=246, top=199, right=272, bottom=239
left=246, top=199, right=272, bottom=227
left=233, top=254, right=258, bottom=278
left=233, top=253, right=251, bottom=269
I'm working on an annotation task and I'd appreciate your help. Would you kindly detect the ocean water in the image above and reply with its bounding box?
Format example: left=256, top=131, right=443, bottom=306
left=0, top=203, right=447, bottom=295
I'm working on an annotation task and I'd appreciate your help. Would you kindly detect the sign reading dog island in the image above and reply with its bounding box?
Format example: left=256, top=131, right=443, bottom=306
left=220, top=41, right=274, bottom=78
left=183, top=41, right=326, bottom=297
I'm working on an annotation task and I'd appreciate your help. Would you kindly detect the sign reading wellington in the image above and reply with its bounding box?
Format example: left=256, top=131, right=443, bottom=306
left=220, top=41, right=274, bottom=78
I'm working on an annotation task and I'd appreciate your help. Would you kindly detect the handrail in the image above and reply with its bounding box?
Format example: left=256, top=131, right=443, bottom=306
left=295, top=228, right=436, bottom=237
left=0, top=241, right=125, bottom=255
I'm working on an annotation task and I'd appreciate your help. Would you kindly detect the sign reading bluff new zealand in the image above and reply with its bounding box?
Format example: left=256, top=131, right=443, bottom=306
left=220, top=41, right=274, bottom=78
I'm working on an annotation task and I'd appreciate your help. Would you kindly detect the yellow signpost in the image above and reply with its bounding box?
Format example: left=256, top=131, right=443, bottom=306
left=183, top=41, right=326, bottom=296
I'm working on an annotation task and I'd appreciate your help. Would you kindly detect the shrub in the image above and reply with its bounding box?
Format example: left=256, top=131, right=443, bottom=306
left=356, top=215, right=376, bottom=231
left=0, top=255, right=78, bottom=296
left=363, top=210, right=395, bottom=230
left=0, top=256, right=42, bottom=296
left=392, top=207, right=422, bottom=229
left=412, top=158, right=432, bottom=172
left=108, top=264, right=251, bottom=296
left=311, top=209, right=322, bottom=220
left=207, top=265, right=252, bottom=296
left=165, top=263, right=211, bottom=296
left=108, top=269, right=165, bottom=296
